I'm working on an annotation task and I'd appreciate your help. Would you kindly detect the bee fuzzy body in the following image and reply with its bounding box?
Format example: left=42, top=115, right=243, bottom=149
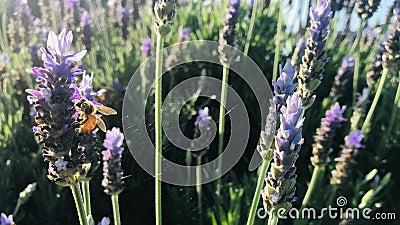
left=74, top=98, right=117, bottom=134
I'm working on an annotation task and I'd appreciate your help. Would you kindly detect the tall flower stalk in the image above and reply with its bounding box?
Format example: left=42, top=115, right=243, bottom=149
left=301, top=103, right=346, bottom=207
left=272, top=0, right=284, bottom=81
left=26, top=29, right=101, bottom=225
left=217, top=0, right=241, bottom=195
left=102, top=128, right=125, bottom=225
left=361, top=7, right=400, bottom=134
left=153, top=1, right=176, bottom=224
left=261, top=92, right=304, bottom=225
left=246, top=61, right=296, bottom=225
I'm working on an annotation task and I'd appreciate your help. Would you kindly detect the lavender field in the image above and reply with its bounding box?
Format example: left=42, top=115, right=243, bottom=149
left=0, top=0, right=399, bottom=225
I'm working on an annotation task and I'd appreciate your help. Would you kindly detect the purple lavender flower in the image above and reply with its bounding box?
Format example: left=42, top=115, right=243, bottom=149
left=261, top=92, right=304, bottom=214
left=329, top=54, right=354, bottom=99
left=29, top=43, right=42, bottom=67
left=74, top=74, right=106, bottom=105
left=141, top=38, right=153, bottom=57
left=311, top=103, right=346, bottom=166
left=297, top=0, right=332, bottom=109
left=194, top=107, right=212, bottom=131
left=219, top=0, right=241, bottom=64
left=26, top=29, right=100, bottom=185
left=80, top=10, right=93, bottom=51
left=272, top=60, right=298, bottom=106
left=0, top=53, right=8, bottom=67
left=331, top=130, right=364, bottom=186
left=0, top=213, right=14, bottom=225
left=102, top=127, right=125, bottom=195
left=64, top=0, right=80, bottom=8
left=179, top=28, right=190, bottom=42
left=98, top=217, right=111, bottom=225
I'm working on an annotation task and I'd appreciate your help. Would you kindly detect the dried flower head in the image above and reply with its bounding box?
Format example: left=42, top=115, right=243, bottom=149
left=382, top=8, right=400, bottom=74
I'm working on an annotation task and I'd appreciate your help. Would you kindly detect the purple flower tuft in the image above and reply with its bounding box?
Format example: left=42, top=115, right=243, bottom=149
left=102, top=127, right=125, bottom=195
left=311, top=103, right=347, bottom=166
left=0, top=53, right=8, bottom=65
left=141, top=38, right=153, bottom=57
left=331, top=130, right=364, bottom=186
left=0, top=213, right=14, bottom=225
left=98, top=217, right=111, bottom=225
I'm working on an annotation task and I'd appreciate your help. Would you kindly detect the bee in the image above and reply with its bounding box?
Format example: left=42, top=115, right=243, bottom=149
left=75, top=98, right=117, bottom=134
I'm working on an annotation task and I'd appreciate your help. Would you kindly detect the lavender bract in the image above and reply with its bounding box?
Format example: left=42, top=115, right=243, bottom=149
left=26, top=29, right=101, bottom=185
left=331, top=130, right=364, bottom=186
left=102, top=127, right=125, bottom=195
left=297, top=0, right=332, bottom=109
left=311, top=103, right=346, bottom=166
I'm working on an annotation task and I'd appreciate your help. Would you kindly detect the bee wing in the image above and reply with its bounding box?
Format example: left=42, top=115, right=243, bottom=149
left=96, top=117, right=107, bottom=132
left=96, top=106, right=117, bottom=115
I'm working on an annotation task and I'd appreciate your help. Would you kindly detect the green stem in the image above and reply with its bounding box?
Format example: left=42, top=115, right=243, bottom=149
left=386, top=74, right=400, bottom=134
left=70, top=184, right=89, bottom=225
left=246, top=158, right=272, bottom=225
left=155, top=32, right=164, bottom=225
left=217, top=64, right=230, bottom=195
left=351, top=20, right=366, bottom=107
left=111, top=194, right=121, bottom=225
left=361, top=67, right=388, bottom=134
left=81, top=181, right=91, bottom=216
left=314, top=186, right=338, bottom=225
left=267, top=211, right=279, bottom=225
left=301, top=166, right=325, bottom=208
left=272, top=1, right=283, bottom=81
left=243, top=0, right=260, bottom=55
left=196, top=155, right=203, bottom=225
left=294, top=166, right=325, bottom=225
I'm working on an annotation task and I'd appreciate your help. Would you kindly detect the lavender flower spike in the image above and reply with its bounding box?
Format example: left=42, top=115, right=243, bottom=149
left=26, top=29, right=100, bottom=185
left=0, top=213, right=14, bottom=225
left=311, top=103, right=346, bottom=166
left=261, top=92, right=304, bottom=215
left=382, top=8, right=400, bottom=74
left=356, top=0, right=381, bottom=20
left=350, top=87, right=369, bottom=130
left=219, top=0, right=241, bottom=65
left=330, top=130, right=364, bottom=186
left=297, top=0, right=332, bottom=109
left=329, top=54, right=355, bottom=99
left=102, top=127, right=125, bottom=195
left=140, top=38, right=153, bottom=58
